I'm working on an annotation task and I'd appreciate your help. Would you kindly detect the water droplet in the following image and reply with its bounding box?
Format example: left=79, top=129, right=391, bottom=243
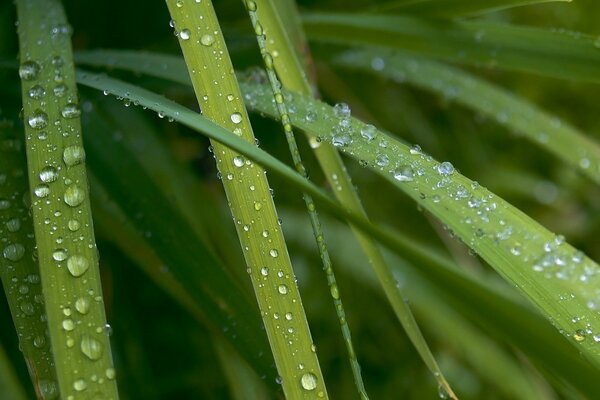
left=6, top=218, right=21, bottom=232
left=330, top=284, right=340, bottom=299
left=73, top=379, right=87, bottom=392
left=63, top=145, right=85, bottom=167
left=574, top=329, right=586, bottom=342
left=179, top=28, right=190, bottom=40
left=300, top=372, right=317, bottom=391
left=200, top=34, right=215, bottom=46
left=39, top=166, right=58, bottom=183
left=28, top=84, right=46, bottom=99
left=34, top=184, right=50, bottom=198
left=38, top=380, right=58, bottom=400
left=61, top=103, right=81, bottom=119
left=33, top=335, right=46, bottom=348
left=19, top=60, right=42, bottom=81
left=64, top=184, right=85, bottom=207
left=260, top=267, right=269, bottom=276
left=66, top=255, right=89, bottom=277
left=254, top=201, right=262, bottom=211
left=80, top=335, right=103, bottom=360
left=52, top=84, right=67, bottom=97
left=333, top=103, right=351, bottom=119
left=3, top=243, right=25, bottom=261
left=277, top=284, right=288, bottom=295
left=52, top=248, right=67, bottom=261
left=233, top=156, right=245, bottom=167
left=62, top=319, right=75, bottom=331
left=68, top=219, right=80, bottom=231
left=437, top=161, right=455, bottom=176
left=285, top=312, right=293, bottom=321
left=230, top=112, right=242, bottom=124
left=269, top=249, right=278, bottom=258
left=28, top=110, right=49, bottom=130
left=75, top=297, right=91, bottom=314
left=393, top=166, right=414, bottom=182
left=360, top=124, right=376, bottom=142
left=105, top=368, right=116, bottom=380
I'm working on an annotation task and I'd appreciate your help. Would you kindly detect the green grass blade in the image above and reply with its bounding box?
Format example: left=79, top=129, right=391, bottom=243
left=375, top=0, right=572, bottom=17
left=0, top=343, right=28, bottom=400
left=15, top=0, right=118, bottom=398
left=245, top=2, right=368, bottom=397
left=246, top=1, right=455, bottom=395
left=79, top=96, right=279, bottom=390
left=74, top=70, right=600, bottom=396
left=302, top=13, right=600, bottom=82
left=164, top=1, right=327, bottom=397
left=334, top=48, right=600, bottom=184
left=0, top=123, right=57, bottom=398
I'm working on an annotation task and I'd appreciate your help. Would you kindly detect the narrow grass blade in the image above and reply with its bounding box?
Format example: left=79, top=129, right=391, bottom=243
left=15, top=0, right=118, bottom=397
left=302, top=13, right=600, bottom=82
left=0, top=343, right=28, bottom=400
left=245, top=2, right=368, bottom=397
left=79, top=96, right=279, bottom=390
left=334, top=48, right=600, bottom=184
left=165, top=1, right=328, bottom=397
left=375, top=0, right=572, bottom=17
left=0, top=122, right=57, bottom=398
left=248, top=1, right=455, bottom=395
left=74, top=70, right=600, bottom=396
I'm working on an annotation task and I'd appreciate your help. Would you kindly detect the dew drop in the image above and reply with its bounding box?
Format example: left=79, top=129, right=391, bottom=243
left=333, top=103, right=351, bottom=119
left=200, top=34, right=215, bottom=46
left=6, top=218, right=21, bottom=232
left=63, top=145, right=85, bottom=167
left=80, top=335, right=103, bottom=360
left=179, top=28, right=191, bottom=40
left=105, top=368, right=116, bottom=380
left=73, top=379, right=87, bottom=392
left=33, top=335, right=46, bottom=348
left=19, top=60, right=42, bottom=81
left=233, top=156, right=245, bottom=167
left=393, top=166, right=414, bottom=182
left=64, top=184, right=85, bottom=207
left=437, top=162, right=455, bottom=176
left=230, top=112, right=242, bottom=124
left=360, top=124, right=376, bottom=142
left=66, top=255, right=89, bottom=277
left=269, top=249, right=279, bottom=258
left=62, top=319, right=75, bottom=331
left=34, top=184, right=50, bottom=198
left=300, top=372, right=317, bottom=391
left=38, top=380, right=58, bottom=400
left=28, top=85, right=46, bottom=99
left=3, top=243, right=25, bottom=261
left=260, top=267, right=269, bottom=276
left=61, top=103, right=81, bottom=119
left=53, top=84, right=67, bottom=97
left=39, top=166, right=58, bottom=183
left=277, top=284, right=288, bottom=295
left=68, top=219, right=80, bottom=231
left=52, top=248, right=67, bottom=261
left=28, top=110, right=49, bottom=130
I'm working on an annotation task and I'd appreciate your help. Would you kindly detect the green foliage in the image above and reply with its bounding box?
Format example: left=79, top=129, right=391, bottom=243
left=2, top=0, right=600, bottom=399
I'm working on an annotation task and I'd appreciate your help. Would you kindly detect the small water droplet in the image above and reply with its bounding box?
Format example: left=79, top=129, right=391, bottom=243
left=66, top=255, right=89, bottom=277
left=19, top=60, right=42, bottom=81
left=269, top=249, right=278, bottom=258
left=28, top=110, right=49, bottom=130
left=68, top=219, right=80, bottom=231
left=333, top=103, right=351, bottom=119
left=52, top=248, right=67, bottom=261
left=3, top=243, right=25, bottom=261
left=437, top=161, right=455, bottom=176
left=179, top=28, right=190, bottom=40
left=73, top=379, right=87, bottom=392
left=28, top=84, right=46, bottom=99
left=6, top=218, right=21, bottom=232
left=34, top=184, right=50, bottom=198
left=393, top=166, right=414, bottom=182
left=62, top=319, right=75, bottom=331
left=360, top=124, right=376, bottom=142
left=260, top=267, right=269, bottom=276
left=64, top=184, right=85, bottom=207
left=277, top=284, right=288, bottom=294
left=233, top=155, right=245, bottom=167
left=61, top=103, right=81, bottom=119
left=230, top=112, right=242, bottom=124
left=200, top=34, right=215, bottom=46
left=63, top=146, right=85, bottom=167
left=53, top=84, right=67, bottom=97
left=80, top=335, right=103, bottom=360
left=75, top=297, right=90, bottom=314
left=39, top=166, right=58, bottom=183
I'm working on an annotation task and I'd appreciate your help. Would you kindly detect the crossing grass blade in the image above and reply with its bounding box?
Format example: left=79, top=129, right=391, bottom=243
left=333, top=48, right=600, bottom=184
left=74, top=70, right=600, bottom=397
left=302, top=13, right=600, bottom=82
left=374, top=0, right=572, bottom=17
left=164, top=1, right=328, bottom=397
left=15, top=0, right=118, bottom=398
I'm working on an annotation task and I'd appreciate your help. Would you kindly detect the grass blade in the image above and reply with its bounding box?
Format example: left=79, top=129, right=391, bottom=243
left=15, top=0, right=118, bottom=397
left=0, top=343, right=28, bottom=400
left=245, top=2, right=369, bottom=397
left=302, top=13, right=600, bottom=82
left=334, top=48, right=600, bottom=184
left=0, top=121, right=57, bottom=398
left=375, top=0, right=572, bottom=17
left=164, top=0, right=327, bottom=397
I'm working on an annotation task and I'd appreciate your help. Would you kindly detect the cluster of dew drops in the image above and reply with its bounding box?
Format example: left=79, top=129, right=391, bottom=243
left=7, top=47, right=116, bottom=397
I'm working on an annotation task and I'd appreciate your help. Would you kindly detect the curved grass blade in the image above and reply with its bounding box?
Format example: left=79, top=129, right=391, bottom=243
left=164, top=1, right=328, bottom=397
left=16, top=0, right=118, bottom=398
left=334, top=48, right=600, bottom=184
left=375, top=0, right=572, bottom=17
left=79, top=95, right=280, bottom=391
left=0, top=343, right=27, bottom=400
left=73, top=70, right=600, bottom=396
left=245, top=2, right=368, bottom=397
left=0, top=122, right=58, bottom=399
left=302, top=13, right=600, bottom=82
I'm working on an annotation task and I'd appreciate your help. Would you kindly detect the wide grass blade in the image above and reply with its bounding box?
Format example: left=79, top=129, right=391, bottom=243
left=334, top=48, right=600, bottom=184
left=375, top=0, right=572, bottom=17
left=15, top=0, right=118, bottom=398
left=165, top=1, right=328, bottom=397
left=74, top=70, right=600, bottom=397
left=302, top=13, right=600, bottom=82
left=0, top=344, right=27, bottom=400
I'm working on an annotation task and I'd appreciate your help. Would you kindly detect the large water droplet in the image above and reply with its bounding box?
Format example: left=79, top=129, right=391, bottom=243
left=6, top=218, right=21, bottom=232
left=179, top=29, right=191, bottom=40
left=34, top=184, right=50, bottom=198
left=200, top=34, right=215, bottom=46
left=66, top=255, right=89, bottom=277
left=52, top=248, right=68, bottom=261
left=39, top=166, right=58, bottom=183
left=3, top=243, right=25, bottom=261
left=64, top=184, right=85, bottom=207
left=75, top=297, right=90, bottom=314
left=28, top=110, right=49, bottom=130
left=300, top=372, right=317, bottom=391
left=73, top=379, right=87, bottom=392
left=19, top=60, right=42, bottom=81
left=360, top=124, right=376, bottom=142
left=63, top=145, right=85, bottom=167
left=436, top=162, right=455, bottom=176
left=61, top=103, right=81, bottom=119
left=233, top=155, right=245, bottom=167
left=28, top=85, right=46, bottom=99
left=80, top=335, right=103, bottom=360
left=230, top=112, right=242, bottom=124
left=393, top=166, right=414, bottom=182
